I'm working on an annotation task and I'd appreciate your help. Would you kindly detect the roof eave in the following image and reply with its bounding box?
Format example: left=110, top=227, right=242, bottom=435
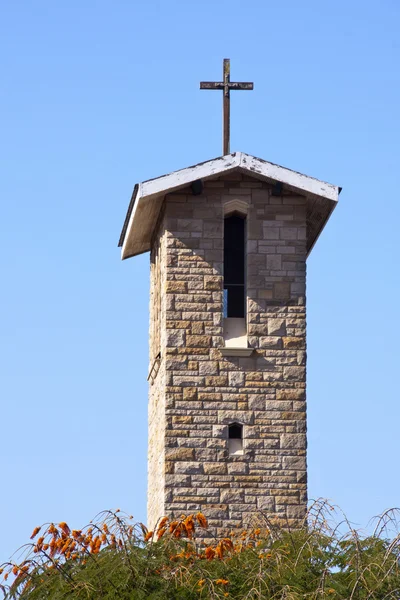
left=119, top=152, right=340, bottom=260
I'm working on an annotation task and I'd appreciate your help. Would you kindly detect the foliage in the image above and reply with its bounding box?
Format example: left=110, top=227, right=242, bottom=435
left=2, top=501, right=400, bottom=599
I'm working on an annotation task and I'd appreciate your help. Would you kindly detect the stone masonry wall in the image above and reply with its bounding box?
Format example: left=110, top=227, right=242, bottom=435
left=147, top=173, right=307, bottom=535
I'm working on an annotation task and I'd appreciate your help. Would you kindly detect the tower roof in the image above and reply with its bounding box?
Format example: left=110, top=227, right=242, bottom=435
left=119, top=152, right=340, bottom=260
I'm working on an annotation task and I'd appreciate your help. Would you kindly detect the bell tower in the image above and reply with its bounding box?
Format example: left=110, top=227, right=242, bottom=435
left=119, top=151, right=340, bottom=535
left=119, top=60, right=340, bottom=535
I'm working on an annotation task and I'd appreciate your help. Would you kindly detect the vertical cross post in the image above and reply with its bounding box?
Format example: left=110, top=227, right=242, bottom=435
left=223, top=58, right=231, bottom=156
left=200, top=59, right=254, bottom=155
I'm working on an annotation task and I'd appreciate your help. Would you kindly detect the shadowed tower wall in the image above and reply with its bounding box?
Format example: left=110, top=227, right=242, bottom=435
left=147, top=173, right=307, bottom=535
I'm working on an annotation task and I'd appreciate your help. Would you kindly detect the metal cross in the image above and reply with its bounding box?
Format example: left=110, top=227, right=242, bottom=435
left=200, top=58, right=254, bottom=155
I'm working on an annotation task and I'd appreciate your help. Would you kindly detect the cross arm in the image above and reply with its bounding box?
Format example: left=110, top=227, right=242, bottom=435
left=200, top=81, right=254, bottom=90
left=200, top=82, right=224, bottom=90
left=228, top=82, right=253, bottom=90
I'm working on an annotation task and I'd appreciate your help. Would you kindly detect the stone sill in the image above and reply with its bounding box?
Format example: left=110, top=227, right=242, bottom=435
left=220, top=348, right=254, bottom=357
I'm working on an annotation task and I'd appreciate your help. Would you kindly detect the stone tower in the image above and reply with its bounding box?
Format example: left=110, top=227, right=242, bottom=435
left=119, top=152, right=340, bottom=535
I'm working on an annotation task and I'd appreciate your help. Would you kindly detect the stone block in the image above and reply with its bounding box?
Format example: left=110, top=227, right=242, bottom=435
left=205, top=436, right=225, bottom=448
left=199, top=392, right=222, bottom=401
left=283, top=456, right=306, bottom=470
left=246, top=438, right=264, bottom=449
left=228, top=371, right=245, bottom=387
left=280, top=433, right=306, bottom=449
left=291, top=282, right=305, bottom=296
left=282, top=411, right=305, bottom=421
left=227, top=462, right=248, bottom=475
left=257, top=496, right=275, bottom=511
left=165, top=474, right=191, bottom=486
left=195, top=448, right=219, bottom=462
left=165, top=447, right=195, bottom=461
left=280, top=227, right=298, bottom=240
left=286, top=505, right=306, bottom=519
left=268, top=318, right=286, bottom=336
left=259, top=337, right=282, bottom=349
left=183, top=387, right=197, bottom=401
left=248, top=219, right=262, bottom=239
left=204, top=463, right=227, bottom=475
left=203, top=222, right=223, bottom=237
left=205, top=375, right=228, bottom=387
left=283, top=337, right=303, bottom=349
left=174, top=461, right=204, bottom=474
left=186, top=335, right=211, bottom=347
left=199, top=361, right=219, bottom=375
left=274, top=282, right=290, bottom=300
left=259, top=289, right=273, bottom=300
left=173, top=375, right=204, bottom=386
left=275, top=496, right=299, bottom=505
left=191, top=323, right=204, bottom=335
left=166, top=320, right=191, bottom=329
left=283, top=367, right=305, bottom=381
left=218, top=411, right=254, bottom=425
left=263, top=227, right=279, bottom=240
left=248, top=324, right=268, bottom=336
left=246, top=371, right=262, bottom=382
left=297, top=351, right=306, bottom=365
left=247, top=240, right=257, bottom=253
left=166, top=330, right=186, bottom=347
left=212, top=425, right=226, bottom=438
left=203, top=506, right=229, bottom=519
left=166, top=357, right=188, bottom=371
left=267, top=255, right=282, bottom=271
left=263, top=437, right=280, bottom=448
left=221, top=489, right=244, bottom=503
left=297, top=227, right=306, bottom=240
left=172, top=415, right=193, bottom=424
left=204, top=276, right=222, bottom=290
left=276, top=389, right=305, bottom=401
left=166, top=280, right=187, bottom=293
left=248, top=395, right=265, bottom=410
left=177, top=219, right=202, bottom=232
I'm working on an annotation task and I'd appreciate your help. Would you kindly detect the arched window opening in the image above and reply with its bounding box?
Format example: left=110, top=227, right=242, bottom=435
left=228, top=422, right=243, bottom=456
left=224, top=214, right=246, bottom=318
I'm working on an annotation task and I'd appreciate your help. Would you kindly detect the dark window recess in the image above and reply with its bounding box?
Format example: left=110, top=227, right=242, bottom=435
left=228, top=422, right=243, bottom=455
left=224, top=215, right=245, bottom=318
left=228, top=423, right=243, bottom=439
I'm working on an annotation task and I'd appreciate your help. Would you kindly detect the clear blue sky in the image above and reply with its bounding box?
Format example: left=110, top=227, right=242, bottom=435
left=1, top=0, right=399, bottom=563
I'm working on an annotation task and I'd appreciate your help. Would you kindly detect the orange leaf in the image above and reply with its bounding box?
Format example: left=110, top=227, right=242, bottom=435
left=72, top=529, right=82, bottom=539
left=157, top=517, right=169, bottom=533
left=157, top=527, right=167, bottom=540
left=144, top=530, right=154, bottom=542
left=169, top=520, right=178, bottom=533
left=205, top=546, right=215, bottom=560
left=222, top=538, right=234, bottom=551
left=59, top=522, right=70, bottom=536
left=196, top=512, right=208, bottom=528
left=215, top=541, right=224, bottom=559
left=30, top=526, right=41, bottom=540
